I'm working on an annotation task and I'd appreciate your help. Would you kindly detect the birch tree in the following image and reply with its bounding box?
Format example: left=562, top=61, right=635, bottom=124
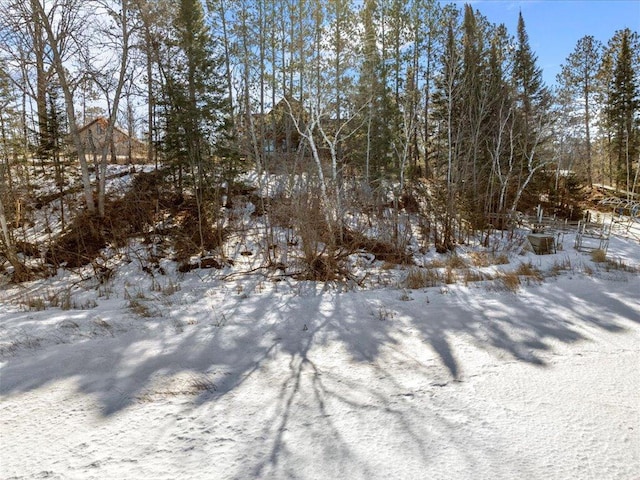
left=87, top=0, right=137, bottom=217
left=499, top=12, right=552, bottom=214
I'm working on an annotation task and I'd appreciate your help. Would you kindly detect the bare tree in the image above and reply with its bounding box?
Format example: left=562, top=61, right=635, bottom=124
left=31, top=0, right=96, bottom=212
left=0, top=61, right=29, bottom=280
left=0, top=193, right=29, bottom=281
left=84, top=0, right=137, bottom=216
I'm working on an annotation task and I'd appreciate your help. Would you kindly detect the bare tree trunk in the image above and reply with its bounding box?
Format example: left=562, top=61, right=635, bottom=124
left=32, top=0, right=95, bottom=213
left=30, top=0, right=50, bottom=157
left=96, top=0, right=133, bottom=217
left=144, top=23, right=155, bottom=166
left=509, top=118, right=552, bottom=214
left=0, top=194, right=28, bottom=281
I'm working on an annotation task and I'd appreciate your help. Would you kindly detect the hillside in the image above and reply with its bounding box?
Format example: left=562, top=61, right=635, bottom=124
left=1, top=166, right=639, bottom=479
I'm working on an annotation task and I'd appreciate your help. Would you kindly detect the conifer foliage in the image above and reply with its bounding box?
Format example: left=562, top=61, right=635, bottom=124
left=160, top=0, right=230, bottom=175
left=601, top=29, right=639, bottom=190
left=0, top=0, right=638, bottom=277
left=557, top=36, right=602, bottom=187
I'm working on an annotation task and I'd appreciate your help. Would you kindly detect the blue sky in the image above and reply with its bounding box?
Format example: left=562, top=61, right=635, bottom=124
left=440, top=0, right=640, bottom=87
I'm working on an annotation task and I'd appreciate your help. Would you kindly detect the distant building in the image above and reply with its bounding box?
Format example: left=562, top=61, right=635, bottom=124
left=78, top=117, right=147, bottom=164
left=257, top=96, right=306, bottom=157
left=247, top=97, right=335, bottom=171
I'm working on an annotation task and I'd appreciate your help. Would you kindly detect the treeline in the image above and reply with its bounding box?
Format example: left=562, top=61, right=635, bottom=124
left=0, top=0, right=638, bottom=275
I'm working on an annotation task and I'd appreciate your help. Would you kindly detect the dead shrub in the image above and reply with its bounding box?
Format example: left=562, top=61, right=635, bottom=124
left=45, top=211, right=108, bottom=268
left=550, top=257, right=573, bottom=276
left=19, top=294, right=47, bottom=311
left=603, top=257, right=637, bottom=273
left=403, top=267, right=441, bottom=289
left=294, top=197, right=338, bottom=280
left=498, top=271, right=521, bottom=292
left=162, top=279, right=181, bottom=296
left=516, top=262, right=543, bottom=281
left=46, top=170, right=165, bottom=268
left=278, top=191, right=352, bottom=281
left=445, top=254, right=467, bottom=269
left=170, top=200, right=228, bottom=262
left=493, top=253, right=510, bottom=265
left=297, top=252, right=343, bottom=281
left=469, top=251, right=510, bottom=267
left=444, top=267, right=457, bottom=284
left=268, top=194, right=295, bottom=228
left=462, top=268, right=492, bottom=284
left=590, top=249, right=607, bottom=263
left=45, top=169, right=228, bottom=271
left=15, top=241, right=40, bottom=257
left=341, top=228, right=413, bottom=265
left=128, top=298, right=154, bottom=317
left=424, top=258, right=446, bottom=269
left=178, top=255, right=233, bottom=273
left=400, top=192, right=420, bottom=213
left=496, top=262, right=543, bottom=292
left=469, top=251, right=491, bottom=267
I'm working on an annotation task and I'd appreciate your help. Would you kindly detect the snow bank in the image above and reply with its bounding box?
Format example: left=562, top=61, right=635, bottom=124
left=1, top=267, right=638, bottom=479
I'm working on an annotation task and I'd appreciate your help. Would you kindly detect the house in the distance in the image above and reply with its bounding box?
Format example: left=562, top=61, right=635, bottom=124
left=260, top=97, right=306, bottom=157
left=78, top=117, right=147, bottom=164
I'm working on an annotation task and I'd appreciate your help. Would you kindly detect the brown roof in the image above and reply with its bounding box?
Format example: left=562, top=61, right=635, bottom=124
left=78, top=117, right=144, bottom=146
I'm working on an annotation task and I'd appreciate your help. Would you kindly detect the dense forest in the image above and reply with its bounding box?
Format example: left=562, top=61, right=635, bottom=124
left=0, top=0, right=638, bottom=281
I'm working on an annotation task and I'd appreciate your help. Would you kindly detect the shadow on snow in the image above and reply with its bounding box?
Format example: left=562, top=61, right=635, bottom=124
left=0, top=273, right=638, bottom=477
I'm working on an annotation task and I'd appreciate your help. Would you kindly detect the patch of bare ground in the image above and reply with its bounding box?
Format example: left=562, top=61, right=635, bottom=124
left=45, top=169, right=227, bottom=271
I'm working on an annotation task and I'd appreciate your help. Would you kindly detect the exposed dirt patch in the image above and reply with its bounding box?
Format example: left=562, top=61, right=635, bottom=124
left=45, top=169, right=227, bottom=269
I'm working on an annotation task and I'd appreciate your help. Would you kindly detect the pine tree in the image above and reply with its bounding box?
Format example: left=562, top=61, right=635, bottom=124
left=159, top=0, right=231, bottom=249
left=510, top=12, right=551, bottom=211
left=430, top=8, right=462, bottom=252
left=557, top=36, right=602, bottom=187
left=484, top=23, right=515, bottom=216
left=353, top=0, right=394, bottom=184
left=161, top=0, right=230, bottom=179
left=460, top=4, right=491, bottom=221
left=602, top=28, right=640, bottom=192
left=513, top=12, right=546, bottom=120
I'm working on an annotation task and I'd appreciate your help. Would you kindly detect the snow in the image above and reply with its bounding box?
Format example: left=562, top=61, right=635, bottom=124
left=1, top=252, right=639, bottom=479
left=1, top=174, right=639, bottom=479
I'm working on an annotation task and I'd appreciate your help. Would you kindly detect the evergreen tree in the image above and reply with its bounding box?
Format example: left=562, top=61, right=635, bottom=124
left=432, top=9, right=462, bottom=181
left=161, top=0, right=230, bottom=185
left=513, top=12, right=545, bottom=119
left=460, top=4, right=492, bottom=221
left=557, top=35, right=602, bottom=186
left=602, top=28, right=639, bottom=191
left=430, top=8, right=462, bottom=252
left=511, top=12, right=551, bottom=211
left=353, top=0, right=395, bottom=184
left=159, top=0, right=231, bottom=250
left=484, top=23, right=513, bottom=215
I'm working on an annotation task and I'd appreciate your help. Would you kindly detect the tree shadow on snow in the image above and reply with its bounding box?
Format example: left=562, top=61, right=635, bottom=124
left=0, top=273, right=638, bottom=476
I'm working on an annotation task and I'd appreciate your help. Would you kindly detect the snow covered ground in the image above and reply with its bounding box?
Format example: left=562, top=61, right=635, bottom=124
left=1, top=219, right=639, bottom=479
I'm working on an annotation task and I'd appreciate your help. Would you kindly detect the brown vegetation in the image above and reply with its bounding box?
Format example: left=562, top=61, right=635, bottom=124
left=45, top=169, right=227, bottom=270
